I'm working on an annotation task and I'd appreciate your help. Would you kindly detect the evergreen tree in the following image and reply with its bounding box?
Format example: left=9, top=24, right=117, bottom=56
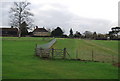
left=51, top=27, right=63, bottom=37
left=20, top=21, right=28, bottom=36
left=74, top=31, right=81, bottom=38
left=69, top=28, right=73, bottom=38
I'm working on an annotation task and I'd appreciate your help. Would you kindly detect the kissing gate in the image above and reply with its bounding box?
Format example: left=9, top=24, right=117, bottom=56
left=35, top=48, right=67, bottom=59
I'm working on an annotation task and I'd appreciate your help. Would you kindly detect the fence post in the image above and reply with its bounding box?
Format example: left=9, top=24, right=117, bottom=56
left=51, top=48, right=54, bottom=59
left=92, top=49, right=94, bottom=61
left=40, top=48, right=43, bottom=57
left=63, top=48, right=66, bottom=59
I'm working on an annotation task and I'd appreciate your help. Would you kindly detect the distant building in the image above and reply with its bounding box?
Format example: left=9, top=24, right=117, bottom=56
left=32, top=26, right=50, bottom=37
left=118, top=32, right=120, bottom=38
left=0, top=28, right=18, bottom=37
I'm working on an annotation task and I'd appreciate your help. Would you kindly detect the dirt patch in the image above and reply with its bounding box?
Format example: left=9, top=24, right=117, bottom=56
left=113, top=62, right=120, bottom=68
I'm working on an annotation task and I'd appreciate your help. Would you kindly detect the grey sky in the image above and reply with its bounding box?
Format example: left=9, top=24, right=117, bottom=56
left=0, top=0, right=119, bottom=34
left=118, top=1, right=120, bottom=26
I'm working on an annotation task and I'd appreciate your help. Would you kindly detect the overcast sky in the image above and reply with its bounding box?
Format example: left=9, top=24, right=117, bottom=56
left=0, top=0, right=119, bottom=34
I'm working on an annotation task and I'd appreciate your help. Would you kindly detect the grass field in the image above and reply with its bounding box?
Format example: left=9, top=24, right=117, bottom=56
left=54, top=38, right=118, bottom=62
left=2, top=37, right=119, bottom=79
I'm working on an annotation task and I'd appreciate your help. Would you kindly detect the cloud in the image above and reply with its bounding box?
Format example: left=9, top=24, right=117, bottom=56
left=0, top=0, right=118, bottom=34
left=31, top=3, right=112, bottom=34
left=118, top=1, right=120, bottom=26
left=0, top=2, right=12, bottom=26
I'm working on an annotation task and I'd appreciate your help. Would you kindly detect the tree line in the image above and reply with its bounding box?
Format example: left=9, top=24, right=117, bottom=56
left=49, top=27, right=120, bottom=40
left=9, top=1, right=120, bottom=40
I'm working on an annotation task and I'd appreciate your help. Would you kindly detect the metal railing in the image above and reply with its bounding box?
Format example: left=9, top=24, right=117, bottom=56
left=36, top=39, right=56, bottom=49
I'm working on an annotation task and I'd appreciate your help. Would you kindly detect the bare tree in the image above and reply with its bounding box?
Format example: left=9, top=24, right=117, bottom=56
left=9, top=1, right=34, bottom=37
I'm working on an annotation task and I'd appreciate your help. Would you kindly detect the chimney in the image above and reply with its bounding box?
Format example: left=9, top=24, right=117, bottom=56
left=36, top=26, right=38, bottom=29
left=11, top=26, right=13, bottom=28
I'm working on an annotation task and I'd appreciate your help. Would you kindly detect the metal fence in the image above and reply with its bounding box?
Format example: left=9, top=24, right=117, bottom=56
left=36, top=39, right=56, bottom=49
left=74, top=48, right=118, bottom=63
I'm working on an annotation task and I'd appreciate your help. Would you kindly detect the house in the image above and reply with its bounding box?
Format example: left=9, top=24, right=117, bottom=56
left=0, top=28, right=18, bottom=37
left=32, top=26, right=50, bottom=37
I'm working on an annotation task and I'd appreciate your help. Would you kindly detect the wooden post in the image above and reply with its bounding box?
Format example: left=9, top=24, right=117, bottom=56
left=63, top=48, right=66, bottom=59
left=51, top=48, right=54, bottom=59
left=92, top=49, right=94, bottom=61
left=40, top=48, right=43, bottom=57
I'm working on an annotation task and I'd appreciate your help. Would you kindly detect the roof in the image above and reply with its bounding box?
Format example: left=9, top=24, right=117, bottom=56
left=112, top=27, right=120, bottom=29
left=0, top=28, right=18, bottom=31
left=33, top=28, right=48, bottom=32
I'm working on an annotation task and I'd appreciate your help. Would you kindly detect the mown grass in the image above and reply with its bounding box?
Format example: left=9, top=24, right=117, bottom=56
left=0, top=37, right=2, bottom=80
left=2, top=37, right=118, bottom=79
left=91, top=40, right=118, bottom=52
left=54, top=38, right=118, bottom=62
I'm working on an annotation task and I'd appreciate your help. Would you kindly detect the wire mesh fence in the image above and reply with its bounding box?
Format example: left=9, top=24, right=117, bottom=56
left=36, top=39, right=56, bottom=49
left=70, top=48, right=118, bottom=63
